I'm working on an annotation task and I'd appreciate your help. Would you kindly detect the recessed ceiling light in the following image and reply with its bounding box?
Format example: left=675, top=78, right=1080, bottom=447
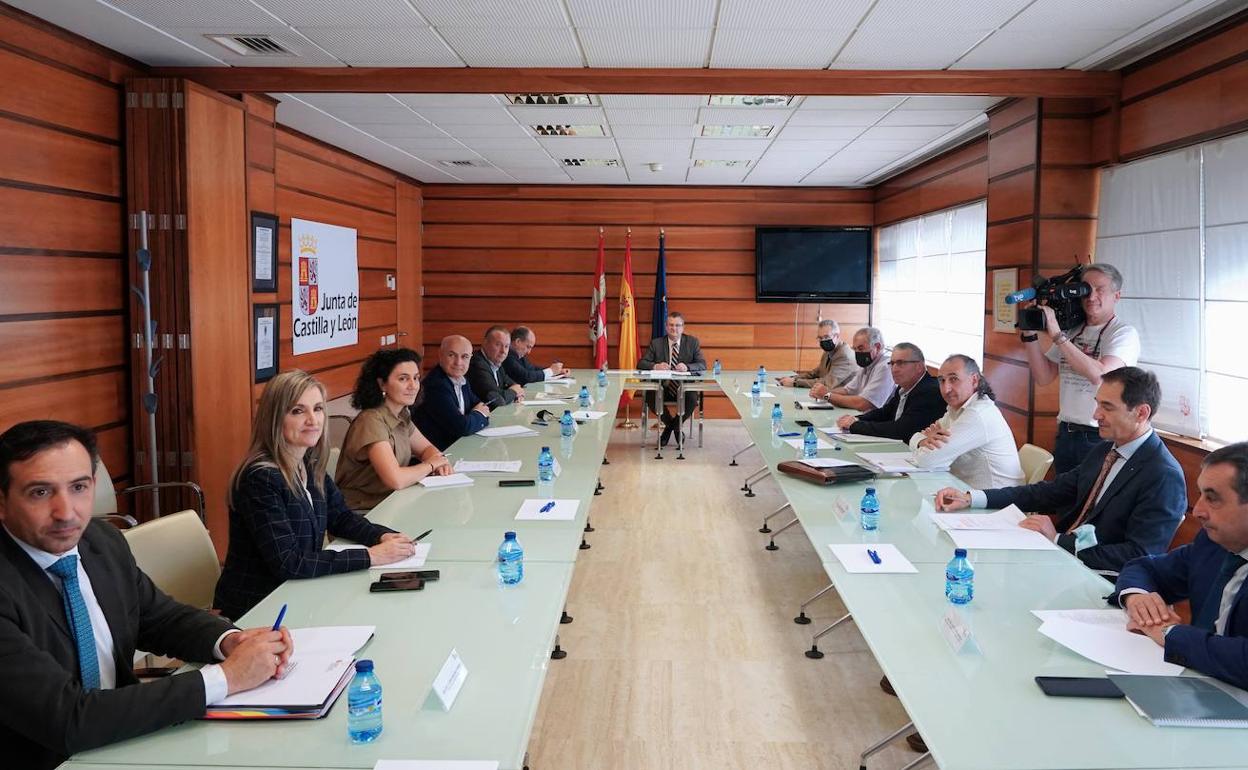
left=561, top=159, right=620, bottom=168
left=531, top=124, right=609, bottom=137
left=506, top=93, right=597, bottom=106
left=700, top=125, right=775, bottom=138
left=438, top=160, right=493, bottom=168
left=707, top=95, right=794, bottom=107
left=693, top=159, right=751, bottom=168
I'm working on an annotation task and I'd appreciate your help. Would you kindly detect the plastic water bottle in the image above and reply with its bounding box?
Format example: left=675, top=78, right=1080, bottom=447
left=347, top=660, right=383, bottom=743
left=770, top=403, right=783, bottom=435
left=712, top=359, right=722, bottom=376
left=750, top=380, right=762, bottom=399
left=498, top=531, right=524, bottom=585
left=757, top=364, right=766, bottom=383
left=946, top=548, right=974, bottom=604
left=537, top=446, right=554, bottom=482
left=578, top=385, right=590, bottom=408
left=802, top=426, right=818, bottom=459
left=560, top=410, right=575, bottom=438
left=597, top=367, right=608, bottom=387
left=860, top=487, right=880, bottom=531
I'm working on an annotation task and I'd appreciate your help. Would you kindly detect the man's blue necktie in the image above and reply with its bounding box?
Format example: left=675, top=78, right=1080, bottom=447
left=47, top=555, right=101, bottom=689
left=1194, top=551, right=1248, bottom=633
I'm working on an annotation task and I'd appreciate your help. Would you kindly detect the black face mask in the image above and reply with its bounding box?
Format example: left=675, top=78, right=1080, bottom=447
left=819, top=339, right=837, bottom=353
left=855, top=351, right=874, bottom=368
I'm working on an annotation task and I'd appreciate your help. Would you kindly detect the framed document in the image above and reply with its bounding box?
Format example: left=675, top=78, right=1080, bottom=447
left=992, top=268, right=1018, bottom=333
left=253, top=303, right=279, bottom=383
left=251, top=211, right=278, bottom=292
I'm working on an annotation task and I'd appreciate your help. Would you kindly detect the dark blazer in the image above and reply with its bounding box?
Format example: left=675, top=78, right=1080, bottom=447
left=848, top=372, right=945, bottom=441
left=0, top=522, right=235, bottom=769
left=413, top=365, right=490, bottom=451
left=468, top=350, right=519, bottom=406
left=214, top=464, right=394, bottom=621
left=502, top=349, right=546, bottom=386
left=1114, top=531, right=1248, bottom=689
left=638, top=335, right=706, bottom=373
left=984, top=431, right=1185, bottom=574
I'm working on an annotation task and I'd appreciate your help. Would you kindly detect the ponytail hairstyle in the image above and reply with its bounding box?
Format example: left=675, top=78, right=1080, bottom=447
left=944, top=354, right=996, bottom=400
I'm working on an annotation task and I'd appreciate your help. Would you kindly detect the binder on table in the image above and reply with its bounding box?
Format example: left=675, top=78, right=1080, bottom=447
left=1108, top=674, right=1248, bottom=728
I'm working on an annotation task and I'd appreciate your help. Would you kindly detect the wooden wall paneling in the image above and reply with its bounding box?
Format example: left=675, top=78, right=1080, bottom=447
left=0, top=116, right=121, bottom=197
left=986, top=221, right=1034, bottom=267
left=276, top=147, right=397, bottom=214
left=0, top=47, right=122, bottom=140
left=0, top=256, right=123, bottom=315
left=987, top=120, right=1038, bottom=178
left=986, top=170, right=1037, bottom=223
left=424, top=223, right=757, bottom=250
left=1121, top=12, right=1248, bottom=101
left=396, top=180, right=423, bottom=351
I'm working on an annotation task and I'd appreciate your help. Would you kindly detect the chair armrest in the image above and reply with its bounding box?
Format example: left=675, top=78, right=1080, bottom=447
left=116, top=481, right=206, bottom=522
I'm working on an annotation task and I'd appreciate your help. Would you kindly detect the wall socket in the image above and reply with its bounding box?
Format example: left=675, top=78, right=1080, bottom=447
left=386, top=274, right=396, bottom=290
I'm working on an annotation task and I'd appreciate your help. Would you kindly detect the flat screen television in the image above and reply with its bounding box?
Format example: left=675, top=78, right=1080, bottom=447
left=755, top=226, right=872, bottom=303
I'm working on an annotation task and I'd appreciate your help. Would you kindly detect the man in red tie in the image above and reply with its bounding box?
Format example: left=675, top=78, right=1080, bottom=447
left=934, top=366, right=1186, bottom=577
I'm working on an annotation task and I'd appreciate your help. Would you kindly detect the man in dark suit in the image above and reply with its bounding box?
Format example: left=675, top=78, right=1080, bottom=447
left=638, top=311, right=706, bottom=447
left=935, top=366, right=1185, bottom=576
left=835, top=342, right=944, bottom=441
left=468, top=325, right=526, bottom=407
left=0, top=420, right=290, bottom=770
left=503, top=326, right=567, bottom=386
left=414, top=334, right=492, bottom=451
left=1113, top=442, right=1248, bottom=689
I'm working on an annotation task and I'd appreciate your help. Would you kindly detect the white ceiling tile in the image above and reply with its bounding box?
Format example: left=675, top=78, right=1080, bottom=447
left=258, top=0, right=427, bottom=27
left=411, top=107, right=518, bottom=126
left=842, top=138, right=925, bottom=151
left=537, top=137, right=620, bottom=156
left=610, top=124, right=701, bottom=139
left=509, top=105, right=606, bottom=124
left=599, top=95, right=707, bottom=109
left=1006, top=0, right=1186, bottom=31
left=860, top=0, right=1032, bottom=30
left=606, top=108, right=701, bottom=125
left=693, top=138, right=773, bottom=154
left=687, top=167, right=749, bottom=183
left=358, top=123, right=451, bottom=140
left=710, top=28, right=852, bottom=68
left=777, top=125, right=868, bottom=140
left=324, top=105, right=424, bottom=123
left=768, top=139, right=851, bottom=153
left=898, top=96, right=1003, bottom=110
left=566, top=166, right=632, bottom=182
left=718, top=0, right=875, bottom=29
left=579, top=28, right=712, bottom=66
left=439, top=26, right=584, bottom=66
left=481, top=152, right=561, bottom=168
left=297, top=26, right=464, bottom=66
left=858, top=125, right=951, bottom=141
left=387, top=137, right=473, bottom=151
left=459, top=137, right=546, bottom=152
left=747, top=173, right=807, bottom=185
left=954, top=28, right=1132, bottom=68
left=295, top=93, right=409, bottom=110
left=104, top=0, right=284, bottom=28
left=164, top=26, right=347, bottom=66
left=394, top=94, right=505, bottom=108
left=787, top=110, right=887, bottom=126
left=408, top=146, right=490, bottom=161
left=445, top=167, right=520, bottom=182
left=429, top=123, right=534, bottom=138
left=878, top=109, right=985, bottom=126
left=800, top=96, right=907, bottom=110
left=835, top=27, right=991, bottom=67
left=697, top=107, right=796, bottom=125
left=616, top=139, right=694, bottom=164
left=512, top=169, right=575, bottom=182
left=567, top=0, right=716, bottom=27
left=410, top=0, right=569, bottom=26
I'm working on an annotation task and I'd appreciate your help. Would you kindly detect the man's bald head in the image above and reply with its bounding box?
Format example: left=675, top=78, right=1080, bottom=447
left=439, top=335, right=472, bottom=378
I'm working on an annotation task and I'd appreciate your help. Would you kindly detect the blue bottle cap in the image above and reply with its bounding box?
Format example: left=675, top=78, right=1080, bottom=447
left=541, top=446, right=550, bottom=452
left=505, top=531, right=517, bottom=540
left=865, top=487, right=876, bottom=494
left=355, top=659, right=374, bottom=673
left=954, top=548, right=967, bottom=558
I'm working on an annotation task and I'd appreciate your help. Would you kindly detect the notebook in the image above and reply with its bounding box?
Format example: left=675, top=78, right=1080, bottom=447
left=1108, top=674, right=1248, bottom=728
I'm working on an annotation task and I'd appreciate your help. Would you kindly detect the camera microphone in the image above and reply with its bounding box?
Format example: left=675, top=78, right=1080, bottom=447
left=1004, top=287, right=1037, bottom=305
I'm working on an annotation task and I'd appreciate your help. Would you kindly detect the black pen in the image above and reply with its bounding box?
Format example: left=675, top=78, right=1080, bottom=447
left=412, top=529, right=433, bottom=543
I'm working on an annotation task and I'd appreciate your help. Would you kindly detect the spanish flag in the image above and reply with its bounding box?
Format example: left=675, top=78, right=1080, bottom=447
left=618, top=229, right=638, bottom=405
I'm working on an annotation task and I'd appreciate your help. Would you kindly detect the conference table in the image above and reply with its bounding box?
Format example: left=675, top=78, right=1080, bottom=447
left=62, top=372, right=1248, bottom=770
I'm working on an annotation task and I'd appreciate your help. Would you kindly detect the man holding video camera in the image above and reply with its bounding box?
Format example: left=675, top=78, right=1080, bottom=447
left=1021, top=263, right=1140, bottom=474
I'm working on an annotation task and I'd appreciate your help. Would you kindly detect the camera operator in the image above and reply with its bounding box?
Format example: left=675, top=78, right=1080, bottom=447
left=1021, top=263, right=1139, bottom=474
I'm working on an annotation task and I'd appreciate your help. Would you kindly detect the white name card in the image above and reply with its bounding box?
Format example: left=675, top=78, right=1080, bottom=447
left=939, top=607, right=977, bottom=654
left=430, top=648, right=468, bottom=711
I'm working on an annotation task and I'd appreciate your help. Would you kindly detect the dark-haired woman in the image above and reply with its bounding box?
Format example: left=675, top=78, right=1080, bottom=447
left=334, top=348, right=451, bottom=510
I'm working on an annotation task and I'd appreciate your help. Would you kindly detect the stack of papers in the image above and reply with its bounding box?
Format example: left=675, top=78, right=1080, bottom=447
left=1032, top=609, right=1184, bottom=675
left=453, top=459, right=522, bottom=473
left=831, top=433, right=903, bottom=445
left=418, top=473, right=475, bottom=489
left=206, top=626, right=375, bottom=719
left=796, top=400, right=836, bottom=410
left=476, top=425, right=540, bottom=438
left=326, top=542, right=431, bottom=570
left=816, top=426, right=843, bottom=436
left=926, top=503, right=1058, bottom=551
left=784, top=437, right=835, bottom=451
left=799, top=457, right=862, bottom=469
left=856, top=451, right=949, bottom=474
left=827, top=543, right=918, bottom=573
left=572, top=410, right=608, bottom=420
left=515, top=498, right=580, bottom=521
left=521, top=399, right=571, bottom=406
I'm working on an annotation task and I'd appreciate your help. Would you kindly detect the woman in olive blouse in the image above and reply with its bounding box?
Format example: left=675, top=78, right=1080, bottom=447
left=334, top=348, right=452, bottom=510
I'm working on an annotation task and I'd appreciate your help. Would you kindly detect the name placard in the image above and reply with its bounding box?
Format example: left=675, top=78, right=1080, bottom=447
left=430, top=648, right=468, bottom=711
left=939, top=607, right=978, bottom=654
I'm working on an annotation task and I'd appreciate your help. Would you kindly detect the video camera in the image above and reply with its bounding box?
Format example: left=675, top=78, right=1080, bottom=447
left=1004, top=263, right=1091, bottom=332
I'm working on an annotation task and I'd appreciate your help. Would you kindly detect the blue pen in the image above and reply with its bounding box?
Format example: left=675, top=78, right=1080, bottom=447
left=539, top=501, right=556, bottom=513
left=867, top=549, right=881, bottom=565
left=777, top=431, right=800, bottom=438
left=271, top=603, right=287, bottom=631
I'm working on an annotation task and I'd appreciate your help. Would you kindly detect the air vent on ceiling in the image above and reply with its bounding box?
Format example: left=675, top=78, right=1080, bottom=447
left=700, top=125, right=775, bottom=138
left=507, top=93, right=597, bottom=106
left=204, top=34, right=295, bottom=57
left=708, top=95, right=795, bottom=107
left=561, top=159, right=620, bottom=168
left=531, top=124, right=608, bottom=137
left=438, top=160, right=492, bottom=168
left=694, top=159, right=751, bottom=168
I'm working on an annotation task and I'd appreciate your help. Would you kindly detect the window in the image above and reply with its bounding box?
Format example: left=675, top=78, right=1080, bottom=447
left=874, top=200, right=986, bottom=366
left=1096, top=131, right=1248, bottom=443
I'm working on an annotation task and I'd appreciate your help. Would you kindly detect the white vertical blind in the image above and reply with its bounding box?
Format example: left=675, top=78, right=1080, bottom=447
left=875, top=200, right=986, bottom=365
left=1203, top=132, right=1248, bottom=443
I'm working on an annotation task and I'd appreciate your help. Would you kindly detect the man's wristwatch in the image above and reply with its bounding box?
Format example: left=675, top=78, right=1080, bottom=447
left=1020, top=333, right=1039, bottom=343
left=1052, top=332, right=1070, bottom=346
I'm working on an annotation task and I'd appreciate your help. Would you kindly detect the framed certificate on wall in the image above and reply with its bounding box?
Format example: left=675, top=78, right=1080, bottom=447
left=251, top=211, right=278, bottom=292
left=253, top=303, right=279, bottom=383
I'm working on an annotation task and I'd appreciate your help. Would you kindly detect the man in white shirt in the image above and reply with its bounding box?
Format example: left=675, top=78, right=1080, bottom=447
left=1021, top=263, right=1140, bottom=474
left=0, top=421, right=290, bottom=769
left=910, top=354, right=1024, bottom=490
left=809, top=326, right=895, bottom=411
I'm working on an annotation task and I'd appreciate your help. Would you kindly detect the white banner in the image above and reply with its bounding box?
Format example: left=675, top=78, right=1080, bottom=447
left=291, top=218, right=358, bottom=355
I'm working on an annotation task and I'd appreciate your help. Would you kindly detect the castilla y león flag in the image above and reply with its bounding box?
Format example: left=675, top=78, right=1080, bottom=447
left=589, top=228, right=608, bottom=368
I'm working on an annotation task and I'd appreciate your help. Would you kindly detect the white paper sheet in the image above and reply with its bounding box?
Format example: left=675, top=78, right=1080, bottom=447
left=796, top=400, right=836, bottom=410
left=326, top=542, right=431, bottom=570
left=1031, top=608, right=1129, bottom=628
left=572, top=410, right=608, bottom=420
left=798, top=457, right=862, bottom=469
left=831, top=433, right=904, bottom=444
left=816, top=426, right=844, bottom=436
left=784, top=437, right=835, bottom=451
left=1038, top=617, right=1184, bottom=676
left=453, top=460, right=522, bottom=473
left=211, top=626, right=376, bottom=707
left=476, top=425, right=540, bottom=438
left=928, top=504, right=1026, bottom=531
left=947, top=528, right=1059, bottom=550
left=856, top=451, right=949, bottom=473
left=521, top=399, right=571, bottom=406
left=514, top=498, right=580, bottom=521
left=419, top=473, right=475, bottom=489
left=827, top=543, right=918, bottom=573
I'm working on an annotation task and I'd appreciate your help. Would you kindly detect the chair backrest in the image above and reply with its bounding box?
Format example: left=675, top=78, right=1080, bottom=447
left=328, top=414, right=354, bottom=452
left=1019, top=443, right=1055, bottom=485
left=121, top=510, right=221, bottom=610
left=92, top=461, right=118, bottom=515
left=326, top=446, right=342, bottom=480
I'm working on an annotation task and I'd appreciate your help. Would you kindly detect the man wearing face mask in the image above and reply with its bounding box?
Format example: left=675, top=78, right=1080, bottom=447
left=778, top=319, right=857, bottom=390
left=809, top=326, right=894, bottom=411
left=1021, top=263, right=1140, bottom=474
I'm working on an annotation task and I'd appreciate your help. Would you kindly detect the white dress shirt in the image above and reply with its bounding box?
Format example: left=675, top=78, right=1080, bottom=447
left=910, top=393, right=1024, bottom=490
left=7, top=527, right=234, bottom=705
left=449, top=372, right=467, bottom=413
